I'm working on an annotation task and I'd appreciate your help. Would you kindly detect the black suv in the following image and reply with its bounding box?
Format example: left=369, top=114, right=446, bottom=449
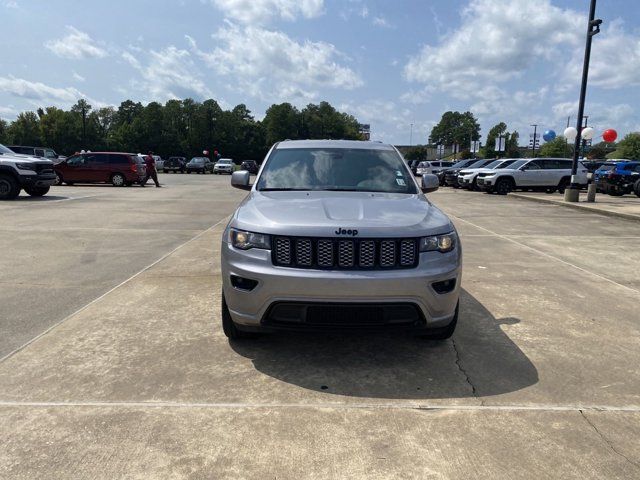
left=241, top=160, right=259, bottom=174
left=443, top=159, right=490, bottom=187
left=164, top=156, right=186, bottom=173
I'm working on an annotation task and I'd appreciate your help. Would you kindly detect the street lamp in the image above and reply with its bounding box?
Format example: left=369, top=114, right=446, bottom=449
left=565, top=0, right=602, bottom=202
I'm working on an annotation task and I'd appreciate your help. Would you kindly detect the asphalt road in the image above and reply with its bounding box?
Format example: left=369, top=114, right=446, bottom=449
left=1, top=175, right=640, bottom=479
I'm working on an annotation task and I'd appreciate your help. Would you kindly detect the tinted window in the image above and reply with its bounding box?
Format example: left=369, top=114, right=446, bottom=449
left=0, top=144, right=15, bottom=154
left=257, top=147, right=417, bottom=194
left=45, top=149, right=57, bottom=159
left=497, top=160, right=516, bottom=169
left=67, top=155, right=85, bottom=166
left=109, top=155, right=130, bottom=165
left=504, top=160, right=527, bottom=170
left=524, top=161, right=541, bottom=170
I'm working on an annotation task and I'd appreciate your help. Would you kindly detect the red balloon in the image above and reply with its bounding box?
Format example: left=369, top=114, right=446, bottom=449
left=603, top=129, right=617, bottom=143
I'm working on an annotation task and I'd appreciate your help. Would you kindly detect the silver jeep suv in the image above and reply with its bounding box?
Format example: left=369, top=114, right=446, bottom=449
left=220, top=140, right=462, bottom=340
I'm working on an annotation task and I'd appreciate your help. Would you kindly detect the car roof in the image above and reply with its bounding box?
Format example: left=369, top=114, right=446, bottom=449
left=275, top=139, right=395, bottom=151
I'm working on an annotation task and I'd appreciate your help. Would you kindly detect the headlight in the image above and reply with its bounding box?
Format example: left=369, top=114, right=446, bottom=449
left=16, top=163, right=36, bottom=171
left=229, top=228, right=271, bottom=250
left=419, top=232, right=457, bottom=253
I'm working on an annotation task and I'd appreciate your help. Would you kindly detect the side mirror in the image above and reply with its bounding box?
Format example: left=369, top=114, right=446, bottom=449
left=421, top=174, right=439, bottom=193
left=231, top=170, right=252, bottom=191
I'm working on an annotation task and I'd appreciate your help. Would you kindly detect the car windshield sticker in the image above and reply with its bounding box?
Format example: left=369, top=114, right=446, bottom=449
left=396, top=170, right=403, bottom=177
left=396, top=178, right=406, bottom=186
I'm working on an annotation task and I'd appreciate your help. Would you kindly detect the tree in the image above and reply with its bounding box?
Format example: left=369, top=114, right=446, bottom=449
left=263, top=103, right=301, bottom=145
left=403, top=145, right=429, bottom=161
left=616, top=133, right=640, bottom=160
left=430, top=111, right=480, bottom=154
left=7, top=111, right=41, bottom=145
left=539, top=136, right=571, bottom=158
left=0, top=118, right=8, bottom=143
left=586, top=141, right=615, bottom=159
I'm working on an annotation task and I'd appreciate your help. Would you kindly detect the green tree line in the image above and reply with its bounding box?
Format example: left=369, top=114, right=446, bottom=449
left=0, top=99, right=362, bottom=160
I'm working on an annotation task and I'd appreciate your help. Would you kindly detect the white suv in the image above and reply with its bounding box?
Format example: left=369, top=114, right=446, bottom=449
left=476, top=158, right=588, bottom=195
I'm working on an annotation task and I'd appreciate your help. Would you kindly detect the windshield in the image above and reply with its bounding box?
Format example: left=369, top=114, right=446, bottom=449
left=596, top=164, right=616, bottom=172
left=0, top=144, right=15, bottom=154
left=257, top=147, right=418, bottom=194
left=504, top=160, right=528, bottom=170
left=496, top=160, right=516, bottom=169
left=451, top=160, right=471, bottom=169
left=484, top=160, right=502, bottom=169
left=190, top=158, right=205, bottom=164
left=218, top=160, right=232, bottom=165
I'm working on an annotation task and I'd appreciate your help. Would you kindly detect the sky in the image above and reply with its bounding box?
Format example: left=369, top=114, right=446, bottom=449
left=1, top=0, right=639, bottom=146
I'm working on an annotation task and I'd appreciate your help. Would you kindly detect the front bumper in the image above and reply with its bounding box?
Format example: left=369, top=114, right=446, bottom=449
left=221, top=240, right=462, bottom=332
left=476, top=177, right=494, bottom=190
left=19, top=172, right=57, bottom=188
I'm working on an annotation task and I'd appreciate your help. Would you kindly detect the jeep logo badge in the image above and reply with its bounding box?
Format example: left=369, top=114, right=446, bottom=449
left=335, top=228, right=358, bottom=236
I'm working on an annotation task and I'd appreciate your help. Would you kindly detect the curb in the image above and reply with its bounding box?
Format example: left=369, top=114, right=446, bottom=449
left=510, top=193, right=640, bottom=223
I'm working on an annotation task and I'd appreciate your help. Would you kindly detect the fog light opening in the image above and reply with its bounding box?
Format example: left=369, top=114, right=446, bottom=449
left=432, top=278, right=456, bottom=294
left=230, top=275, right=258, bottom=291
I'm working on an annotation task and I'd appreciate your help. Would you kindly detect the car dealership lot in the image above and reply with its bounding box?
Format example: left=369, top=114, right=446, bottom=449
left=1, top=176, right=640, bottom=479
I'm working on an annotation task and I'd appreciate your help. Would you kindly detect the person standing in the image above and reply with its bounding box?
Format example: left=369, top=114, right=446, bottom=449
left=144, top=151, right=161, bottom=188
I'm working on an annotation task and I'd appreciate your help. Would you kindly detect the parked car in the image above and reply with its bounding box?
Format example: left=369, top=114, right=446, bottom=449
left=0, top=143, right=56, bottom=199
left=415, top=161, right=432, bottom=176
left=476, top=158, right=588, bottom=195
left=241, top=160, right=260, bottom=174
left=164, top=156, right=187, bottom=173
left=214, top=158, right=234, bottom=175
left=438, top=159, right=479, bottom=186
left=8, top=145, right=65, bottom=163
left=54, top=152, right=147, bottom=186
left=221, top=139, right=461, bottom=340
left=186, top=157, right=213, bottom=174
left=408, top=160, right=421, bottom=175
left=457, top=159, right=518, bottom=190
left=594, top=161, right=640, bottom=197
left=153, top=155, right=164, bottom=171
left=444, top=159, right=493, bottom=187
left=429, top=161, right=455, bottom=176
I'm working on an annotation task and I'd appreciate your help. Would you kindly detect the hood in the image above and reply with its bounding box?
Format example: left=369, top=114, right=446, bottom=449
left=232, top=191, right=454, bottom=238
left=0, top=152, right=52, bottom=164
left=460, top=167, right=495, bottom=175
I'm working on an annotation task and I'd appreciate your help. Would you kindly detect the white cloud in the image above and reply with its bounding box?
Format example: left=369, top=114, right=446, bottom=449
left=0, top=76, right=84, bottom=104
left=187, top=24, right=362, bottom=102
left=210, top=0, right=324, bottom=25
left=372, top=16, right=392, bottom=28
left=121, top=47, right=213, bottom=101
left=72, top=71, right=85, bottom=82
left=586, top=20, right=640, bottom=89
left=404, top=0, right=581, bottom=97
left=4, top=1, right=18, bottom=8
left=44, top=26, right=108, bottom=60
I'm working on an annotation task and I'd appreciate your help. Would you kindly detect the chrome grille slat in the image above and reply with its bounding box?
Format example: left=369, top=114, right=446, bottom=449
left=272, top=237, right=418, bottom=270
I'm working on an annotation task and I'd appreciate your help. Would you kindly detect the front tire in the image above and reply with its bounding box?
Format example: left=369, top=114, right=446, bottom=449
left=495, top=178, right=513, bottom=195
left=221, top=293, right=254, bottom=340
left=54, top=171, right=63, bottom=186
left=111, top=173, right=126, bottom=187
left=24, top=186, right=50, bottom=197
left=0, top=174, right=20, bottom=200
left=634, top=180, right=640, bottom=198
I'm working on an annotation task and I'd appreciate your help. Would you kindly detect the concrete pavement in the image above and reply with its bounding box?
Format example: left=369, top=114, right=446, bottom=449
left=1, top=177, right=640, bottom=478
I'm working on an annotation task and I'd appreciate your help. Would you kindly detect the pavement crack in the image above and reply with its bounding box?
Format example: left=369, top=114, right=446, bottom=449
left=579, top=410, right=640, bottom=471
left=451, top=338, right=482, bottom=405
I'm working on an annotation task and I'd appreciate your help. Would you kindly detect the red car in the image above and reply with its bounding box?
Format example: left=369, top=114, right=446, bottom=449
left=54, top=152, right=147, bottom=186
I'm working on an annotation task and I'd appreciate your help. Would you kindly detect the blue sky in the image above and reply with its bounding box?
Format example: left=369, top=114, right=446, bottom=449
left=1, top=0, right=639, bottom=145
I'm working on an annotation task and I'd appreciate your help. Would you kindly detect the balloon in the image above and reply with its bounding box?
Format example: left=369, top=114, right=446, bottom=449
left=543, top=130, right=556, bottom=142
left=603, top=129, right=618, bottom=143
left=564, top=126, right=578, bottom=141
left=582, top=127, right=595, bottom=140
left=203, top=150, right=209, bottom=155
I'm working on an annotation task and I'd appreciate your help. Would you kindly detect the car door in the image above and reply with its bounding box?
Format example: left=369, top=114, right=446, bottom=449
left=82, top=153, right=107, bottom=182
left=63, top=154, right=90, bottom=181
left=519, top=160, right=544, bottom=186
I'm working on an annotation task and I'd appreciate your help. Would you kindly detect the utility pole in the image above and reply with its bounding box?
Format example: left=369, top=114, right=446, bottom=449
left=81, top=103, right=87, bottom=150
left=565, top=0, right=602, bottom=202
left=530, top=124, right=538, bottom=157
left=409, top=123, right=414, bottom=146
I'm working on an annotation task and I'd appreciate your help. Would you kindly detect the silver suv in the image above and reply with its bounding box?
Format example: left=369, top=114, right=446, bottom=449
left=220, top=140, right=462, bottom=340
left=477, top=158, right=588, bottom=195
left=0, top=144, right=56, bottom=200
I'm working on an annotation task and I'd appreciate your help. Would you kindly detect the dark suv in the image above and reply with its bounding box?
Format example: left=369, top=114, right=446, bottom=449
left=54, top=152, right=147, bottom=186
left=240, top=160, right=259, bottom=174
left=444, top=159, right=493, bottom=187
left=594, top=161, right=640, bottom=196
left=8, top=145, right=63, bottom=163
left=164, top=156, right=187, bottom=173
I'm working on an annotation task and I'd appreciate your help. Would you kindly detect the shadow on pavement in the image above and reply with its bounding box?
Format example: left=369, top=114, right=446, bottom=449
left=15, top=195, right=70, bottom=201
left=230, top=289, right=538, bottom=399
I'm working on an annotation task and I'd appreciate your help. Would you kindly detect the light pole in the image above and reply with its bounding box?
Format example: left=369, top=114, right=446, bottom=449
left=530, top=124, right=538, bottom=157
left=409, top=123, right=414, bottom=146
left=565, top=0, right=602, bottom=202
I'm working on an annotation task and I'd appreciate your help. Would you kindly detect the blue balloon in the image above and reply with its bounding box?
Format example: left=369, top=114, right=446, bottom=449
left=543, top=130, right=556, bottom=142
